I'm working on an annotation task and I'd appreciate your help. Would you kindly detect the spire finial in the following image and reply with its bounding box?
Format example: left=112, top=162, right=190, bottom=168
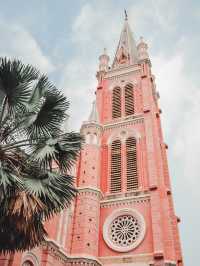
left=140, top=36, right=144, bottom=42
left=124, top=9, right=128, bottom=21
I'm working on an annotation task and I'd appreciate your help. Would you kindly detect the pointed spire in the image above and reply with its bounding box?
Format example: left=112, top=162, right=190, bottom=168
left=112, top=15, right=138, bottom=69
left=88, top=101, right=99, bottom=123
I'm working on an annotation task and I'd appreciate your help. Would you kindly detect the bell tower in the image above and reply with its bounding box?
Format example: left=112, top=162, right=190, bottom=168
left=72, top=15, right=184, bottom=266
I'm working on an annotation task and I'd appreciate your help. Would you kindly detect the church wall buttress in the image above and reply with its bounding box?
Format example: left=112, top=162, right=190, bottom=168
left=141, top=70, right=165, bottom=259
left=141, top=64, right=182, bottom=264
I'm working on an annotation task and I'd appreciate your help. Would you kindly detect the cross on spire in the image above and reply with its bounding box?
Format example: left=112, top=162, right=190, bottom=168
left=124, top=9, right=128, bottom=21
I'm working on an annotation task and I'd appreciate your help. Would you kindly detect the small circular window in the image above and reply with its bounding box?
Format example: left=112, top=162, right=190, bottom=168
left=103, top=209, right=146, bottom=252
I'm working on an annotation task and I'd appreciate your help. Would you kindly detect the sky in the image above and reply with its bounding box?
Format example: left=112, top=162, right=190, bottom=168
left=0, top=0, right=199, bottom=264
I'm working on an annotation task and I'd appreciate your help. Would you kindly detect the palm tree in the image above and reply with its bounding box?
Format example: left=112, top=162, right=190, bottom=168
left=0, top=58, right=82, bottom=253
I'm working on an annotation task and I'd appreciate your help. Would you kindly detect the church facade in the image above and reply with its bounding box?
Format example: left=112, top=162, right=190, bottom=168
left=1, top=17, right=183, bottom=266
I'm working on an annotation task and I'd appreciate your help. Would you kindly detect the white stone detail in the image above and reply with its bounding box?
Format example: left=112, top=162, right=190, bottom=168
left=107, top=128, right=141, bottom=145
left=21, top=252, right=39, bottom=266
left=103, top=209, right=146, bottom=252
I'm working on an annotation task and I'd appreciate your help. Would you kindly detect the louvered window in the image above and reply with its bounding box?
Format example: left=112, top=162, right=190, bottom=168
left=110, top=140, right=121, bottom=193
left=125, top=84, right=134, bottom=116
left=112, top=87, right=121, bottom=118
left=126, top=137, right=138, bottom=190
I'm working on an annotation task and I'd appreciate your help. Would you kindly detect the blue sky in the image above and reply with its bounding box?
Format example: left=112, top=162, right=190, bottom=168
left=0, top=0, right=199, bottom=265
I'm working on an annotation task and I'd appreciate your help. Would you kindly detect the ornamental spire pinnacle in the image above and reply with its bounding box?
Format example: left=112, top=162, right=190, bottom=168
left=88, top=100, right=99, bottom=123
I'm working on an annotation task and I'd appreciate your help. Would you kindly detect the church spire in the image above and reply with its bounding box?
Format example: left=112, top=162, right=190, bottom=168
left=88, top=100, right=99, bottom=123
left=112, top=14, right=138, bottom=69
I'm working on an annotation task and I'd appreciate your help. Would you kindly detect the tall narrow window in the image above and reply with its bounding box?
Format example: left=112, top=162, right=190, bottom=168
left=110, top=140, right=121, bottom=193
left=112, top=87, right=121, bottom=118
left=125, top=84, right=134, bottom=116
left=126, top=137, right=138, bottom=190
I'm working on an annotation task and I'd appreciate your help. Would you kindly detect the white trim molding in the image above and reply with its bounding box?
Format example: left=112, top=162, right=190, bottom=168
left=21, top=252, right=39, bottom=266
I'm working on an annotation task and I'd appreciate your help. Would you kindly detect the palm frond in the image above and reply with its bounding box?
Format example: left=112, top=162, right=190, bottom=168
left=30, top=132, right=82, bottom=171
left=0, top=215, right=46, bottom=253
left=23, top=171, right=77, bottom=218
left=55, top=132, right=83, bottom=171
left=0, top=58, right=39, bottom=116
left=0, top=58, right=82, bottom=253
left=25, top=89, right=69, bottom=138
left=0, top=157, right=23, bottom=202
left=29, top=75, right=54, bottom=104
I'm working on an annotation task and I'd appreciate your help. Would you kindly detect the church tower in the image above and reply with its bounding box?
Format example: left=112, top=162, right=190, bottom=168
left=71, top=15, right=184, bottom=266
left=1, top=14, right=183, bottom=266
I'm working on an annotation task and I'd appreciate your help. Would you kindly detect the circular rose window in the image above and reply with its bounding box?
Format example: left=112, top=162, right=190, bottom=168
left=103, top=209, right=146, bottom=252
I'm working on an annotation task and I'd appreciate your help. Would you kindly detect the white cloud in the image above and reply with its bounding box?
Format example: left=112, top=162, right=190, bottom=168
left=153, top=51, right=200, bottom=192
left=59, top=57, right=96, bottom=130
left=0, top=20, right=54, bottom=73
left=71, top=2, right=122, bottom=57
left=153, top=51, right=200, bottom=189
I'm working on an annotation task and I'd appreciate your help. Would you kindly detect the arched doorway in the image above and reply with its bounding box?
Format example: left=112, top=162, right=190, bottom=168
left=22, top=260, right=34, bottom=266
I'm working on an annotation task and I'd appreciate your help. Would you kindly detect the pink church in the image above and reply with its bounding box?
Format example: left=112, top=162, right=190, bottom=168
left=0, top=16, right=183, bottom=266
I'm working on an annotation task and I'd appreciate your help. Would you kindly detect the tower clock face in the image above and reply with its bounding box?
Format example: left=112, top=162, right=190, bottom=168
left=103, top=209, right=146, bottom=252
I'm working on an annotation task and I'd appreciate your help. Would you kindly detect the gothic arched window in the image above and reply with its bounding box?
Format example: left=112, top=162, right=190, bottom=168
left=110, top=140, right=121, bottom=193
left=125, top=83, right=135, bottom=116
left=126, top=137, right=138, bottom=190
left=112, top=87, right=121, bottom=118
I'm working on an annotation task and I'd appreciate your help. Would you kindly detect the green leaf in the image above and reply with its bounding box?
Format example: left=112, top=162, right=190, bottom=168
left=26, top=89, right=69, bottom=138
left=23, top=171, right=77, bottom=218
left=0, top=58, right=39, bottom=113
left=30, top=132, right=82, bottom=172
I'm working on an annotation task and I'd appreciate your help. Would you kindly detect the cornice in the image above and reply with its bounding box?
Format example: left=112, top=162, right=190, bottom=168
left=105, top=65, right=141, bottom=80
left=78, top=186, right=103, bottom=198
left=81, top=122, right=103, bottom=131
left=67, top=255, right=102, bottom=266
left=42, top=240, right=68, bottom=263
left=101, top=191, right=150, bottom=208
left=103, top=114, right=144, bottom=130
left=99, top=252, right=153, bottom=264
left=81, top=113, right=145, bottom=133
left=43, top=240, right=102, bottom=266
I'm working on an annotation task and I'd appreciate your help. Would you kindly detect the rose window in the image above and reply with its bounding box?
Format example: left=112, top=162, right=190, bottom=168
left=109, top=215, right=140, bottom=247
left=103, top=209, right=146, bottom=252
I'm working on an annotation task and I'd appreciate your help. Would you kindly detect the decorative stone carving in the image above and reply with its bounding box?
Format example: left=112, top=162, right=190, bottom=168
left=103, top=208, right=146, bottom=252
left=109, top=214, right=141, bottom=247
